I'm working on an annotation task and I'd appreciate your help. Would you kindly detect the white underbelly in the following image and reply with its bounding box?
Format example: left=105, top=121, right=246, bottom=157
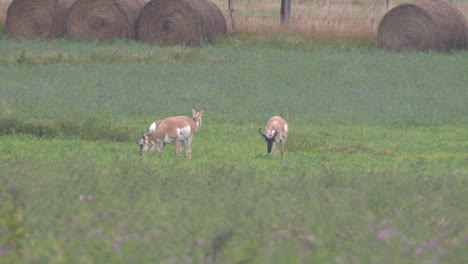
left=162, top=126, right=191, bottom=144
left=163, top=136, right=174, bottom=144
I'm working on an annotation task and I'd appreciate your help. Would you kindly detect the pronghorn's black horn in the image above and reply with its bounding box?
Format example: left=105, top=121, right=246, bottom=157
left=258, top=128, right=267, bottom=138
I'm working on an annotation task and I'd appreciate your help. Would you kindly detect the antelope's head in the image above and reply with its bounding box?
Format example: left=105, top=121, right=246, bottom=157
left=138, top=133, right=150, bottom=155
left=138, top=132, right=165, bottom=156
left=192, top=107, right=206, bottom=127
left=258, top=128, right=278, bottom=153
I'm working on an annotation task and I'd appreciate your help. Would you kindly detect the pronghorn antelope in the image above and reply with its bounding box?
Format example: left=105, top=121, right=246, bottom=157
left=139, top=116, right=197, bottom=157
left=148, top=107, right=205, bottom=133
left=258, top=116, right=288, bottom=158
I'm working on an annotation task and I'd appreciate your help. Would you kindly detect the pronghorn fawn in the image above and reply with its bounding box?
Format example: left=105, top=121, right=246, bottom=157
left=139, top=116, right=198, bottom=157
left=149, top=107, right=205, bottom=133
left=259, top=116, right=288, bottom=158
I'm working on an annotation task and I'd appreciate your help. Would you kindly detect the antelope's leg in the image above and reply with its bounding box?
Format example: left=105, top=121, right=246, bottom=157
left=161, top=143, right=166, bottom=155
left=271, top=142, right=277, bottom=156
left=185, top=137, right=193, bottom=158
left=156, top=142, right=165, bottom=155
left=174, top=140, right=182, bottom=155
left=281, top=141, right=285, bottom=158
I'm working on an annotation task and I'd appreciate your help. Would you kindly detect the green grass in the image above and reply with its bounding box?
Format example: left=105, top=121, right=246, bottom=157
left=1, top=127, right=466, bottom=263
left=0, top=36, right=467, bottom=263
left=1, top=36, right=466, bottom=127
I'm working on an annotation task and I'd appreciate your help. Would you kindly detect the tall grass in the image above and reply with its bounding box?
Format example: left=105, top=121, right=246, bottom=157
left=0, top=37, right=466, bottom=135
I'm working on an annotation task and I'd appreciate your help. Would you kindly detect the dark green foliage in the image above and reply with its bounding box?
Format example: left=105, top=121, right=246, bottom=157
left=0, top=111, right=131, bottom=141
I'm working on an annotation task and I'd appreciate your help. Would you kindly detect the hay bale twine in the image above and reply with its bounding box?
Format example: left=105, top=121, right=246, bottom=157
left=136, top=0, right=227, bottom=46
left=378, top=0, right=467, bottom=51
left=65, top=0, right=149, bottom=41
left=5, top=0, right=77, bottom=39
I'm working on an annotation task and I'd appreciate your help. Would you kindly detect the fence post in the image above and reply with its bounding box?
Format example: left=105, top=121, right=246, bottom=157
left=280, top=0, right=291, bottom=26
left=228, top=0, right=237, bottom=31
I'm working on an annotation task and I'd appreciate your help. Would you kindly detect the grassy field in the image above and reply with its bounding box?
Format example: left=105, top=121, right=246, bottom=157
left=0, top=29, right=467, bottom=264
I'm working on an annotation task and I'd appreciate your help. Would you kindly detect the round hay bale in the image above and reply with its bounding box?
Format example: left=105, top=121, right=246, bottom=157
left=5, top=0, right=77, bottom=39
left=136, top=0, right=227, bottom=46
left=378, top=0, right=468, bottom=51
left=65, top=0, right=149, bottom=41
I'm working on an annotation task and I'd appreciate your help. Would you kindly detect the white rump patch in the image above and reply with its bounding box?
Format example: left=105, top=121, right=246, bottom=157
left=149, top=122, right=157, bottom=133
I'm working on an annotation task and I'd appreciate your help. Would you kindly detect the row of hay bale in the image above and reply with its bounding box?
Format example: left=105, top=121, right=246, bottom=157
left=5, top=0, right=467, bottom=51
left=5, top=0, right=227, bottom=45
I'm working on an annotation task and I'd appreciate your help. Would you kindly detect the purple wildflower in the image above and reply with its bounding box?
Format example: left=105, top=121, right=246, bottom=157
left=376, top=229, right=398, bottom=241
left=116, top=235, right=127, bottom=243
left=204, top=256, right=213, bottom=264
left=0, top=247, right=9, bottom=256
left=428, top=238, right=444, bottom=254
left=195, top=238, right=205, bottom=247
left=86, top=228, right=104, bottom=240
left=415, top=246, right=426, bottom=257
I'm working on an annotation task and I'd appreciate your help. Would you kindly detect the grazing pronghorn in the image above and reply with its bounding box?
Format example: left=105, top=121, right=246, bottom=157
left=149, top=107, right=205, bottom=133
left=258, top=116, right=288, bottom=158
left=139, top=116, right=197, bottom=157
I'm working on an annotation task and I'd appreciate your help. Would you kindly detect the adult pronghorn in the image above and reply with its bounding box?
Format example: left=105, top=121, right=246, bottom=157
left=258, top=116, right=288, bottom=158
left=139, top=116, right=198, bottom=157
left=149, top=107, right=205, bottom=133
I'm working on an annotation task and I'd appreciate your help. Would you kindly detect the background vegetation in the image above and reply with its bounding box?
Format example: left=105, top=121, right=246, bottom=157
left=0, top=0, right=467, bottom=263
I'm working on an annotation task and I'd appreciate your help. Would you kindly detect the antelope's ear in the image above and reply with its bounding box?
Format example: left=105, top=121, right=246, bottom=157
left=200, top=108, right=206, bottom=115
left=192, top=107, right=196, bottom=115
left=271, top=129, right=278, bottom=140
